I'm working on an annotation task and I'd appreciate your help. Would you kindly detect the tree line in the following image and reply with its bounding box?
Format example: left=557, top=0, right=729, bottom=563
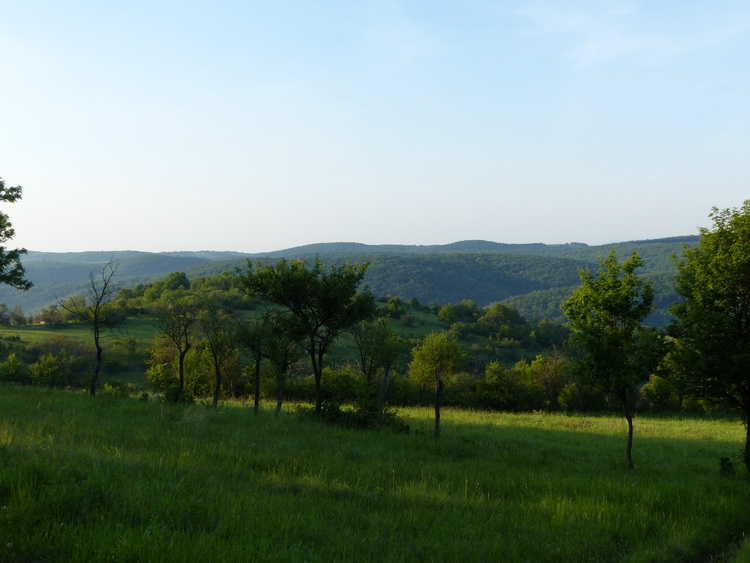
left=2, top=176, right=750, bottom=472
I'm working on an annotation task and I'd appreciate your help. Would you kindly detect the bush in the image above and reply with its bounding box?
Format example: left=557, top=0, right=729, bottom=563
left=641, top=374, right=682, bottom=411
left=559, top=382, right=607, bottom=412
left=102, top=380, right=137, bottom=396
left=0, top=353, right=28, bottom=384
left=296, top=402, right=410, bottom=433
left=161, top=386, right=195, bottom=405
left=28, top=352, right=88, bottom=389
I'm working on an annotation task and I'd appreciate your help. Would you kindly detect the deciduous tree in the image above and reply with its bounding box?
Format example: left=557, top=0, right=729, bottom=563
left=234, top=317, right=267, bottom=414
left=562, top=249, right=659, bottom=469
left=0, top=177, right=32, bottom=291
left=59, top=260, right=126, bottom=395
left=352, top=317, right=403, bottom=418
left=668, top=201, right=750, bottom=473
left=152, top=291, right=199, bottom=393
left=239, top=258, right=376, bottom=413
left=408, top=331, right=463, bottom=438
left=197, top=308, right=236, bottom=407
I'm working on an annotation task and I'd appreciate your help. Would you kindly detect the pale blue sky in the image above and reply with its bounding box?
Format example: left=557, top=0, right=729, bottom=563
left=1, top=0, right=748, bottom=252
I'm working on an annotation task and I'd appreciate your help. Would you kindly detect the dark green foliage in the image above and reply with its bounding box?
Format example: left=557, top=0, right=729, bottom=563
left=0, top=177, right=31, bottom=291
left=296, top=400, right=410, bottom=433
left=562, top=249, right=660, bottom=468
left=161, top=385, right=195, bottom=404
left=240, top=258, right=376, bottom=413
left=668, top=201, right=750, bottom=472
left=0, top=236, right=692, bottom=325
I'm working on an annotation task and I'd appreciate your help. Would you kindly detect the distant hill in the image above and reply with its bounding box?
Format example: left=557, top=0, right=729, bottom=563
left=0, top=237, right=698, bottom=324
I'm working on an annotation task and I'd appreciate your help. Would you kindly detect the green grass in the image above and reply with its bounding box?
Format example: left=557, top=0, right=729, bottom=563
left=1, top=385, right=749, bottom=561
left=0, top=318, right=159, bottom=344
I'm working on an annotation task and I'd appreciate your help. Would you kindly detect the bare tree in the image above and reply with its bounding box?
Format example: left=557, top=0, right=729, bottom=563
left=59, top=260, right=125, bottom=395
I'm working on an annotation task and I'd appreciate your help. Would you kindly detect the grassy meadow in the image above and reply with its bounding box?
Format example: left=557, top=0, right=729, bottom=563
left=1, top=385, right=749, bottom=562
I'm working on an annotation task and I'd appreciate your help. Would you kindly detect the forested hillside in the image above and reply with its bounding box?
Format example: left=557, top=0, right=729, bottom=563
left=0, top=237, right=696, bottom=324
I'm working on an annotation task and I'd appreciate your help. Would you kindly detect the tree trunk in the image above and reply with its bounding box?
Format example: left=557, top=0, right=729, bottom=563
left=434, top=372, right=444, bottom=439
left=254, top=361, right=261, bottom=414
left=275, top=375, right=286, bottom=417
left=309, top=341, right=323, bottom=414
left=744, top=421, right=750, bottom=475
left=90, top=334, right=103, bottom=396
left=212, top=361, right=222, bottom=408
left=379, top=368, right=390, bottom=420
left=625, top=411, right=634, bottom=470
left=178, top=348, right=188, bottom=392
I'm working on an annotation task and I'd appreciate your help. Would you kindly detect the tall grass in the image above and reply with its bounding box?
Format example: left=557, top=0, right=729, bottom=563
left=1, top=385, right=748, bottom=562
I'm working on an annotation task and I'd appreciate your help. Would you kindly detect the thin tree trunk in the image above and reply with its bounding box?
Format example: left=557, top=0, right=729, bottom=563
left=379, top=368, right=390, bottom=420
left=254, top=361, right=261, bottom=414
left=744, top=421, right=750, bottom=475
left=91, top=346, right=102, bottom=396
left=90, top=330, right=103, bottom=396
left=310, top=341, right=323, bottom=413
left=434, top=373, right=444, bottom=439
left=625, top=411, right=634, bottom=470
left=212, top=361, right=221, bottom=408
left=275, top=376, right=286, bottom=417
left=178, top=348, right=187, bottom=392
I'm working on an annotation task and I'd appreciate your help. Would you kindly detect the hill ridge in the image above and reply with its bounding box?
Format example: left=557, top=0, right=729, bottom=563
left=1, top=236, right=699, bottom=323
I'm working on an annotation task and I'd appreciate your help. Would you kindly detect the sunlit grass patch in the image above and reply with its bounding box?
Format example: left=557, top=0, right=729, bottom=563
left=0, top=385, right=748, bottom=562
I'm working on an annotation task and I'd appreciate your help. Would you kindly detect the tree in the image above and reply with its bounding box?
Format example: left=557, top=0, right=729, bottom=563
left=668, top=201, right=750, bottom=473
left=408, top=331, right=463, bottom=438
left=239, top=258, right=376, bottom=413
left=0, top=177, right=32, bottom=291
left=59, top=260, right=126, bottom=395
left=529, top=347, right=569, bottom=412
left=197, top=308, right=237, bottom=408
left=151, top=291, right=199, bottom=393
left=234, top=317, right=268, bottom=414
left=10, top=305, right=26, bottom=326
left=352, top=317, right=403, bottom=418
left=260, top=313, right=305, bottom=416
left=561, top=249, right=658, bottom=469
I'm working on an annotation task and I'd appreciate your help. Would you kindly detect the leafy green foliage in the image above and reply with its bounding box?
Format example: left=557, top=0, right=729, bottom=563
left=562, top=249, right=661, bottom=468
left=668, top=201, right=750, bottom=472
left=240, top=258, right=376, bottom=412
left=0, top=176, right=31, bottom=291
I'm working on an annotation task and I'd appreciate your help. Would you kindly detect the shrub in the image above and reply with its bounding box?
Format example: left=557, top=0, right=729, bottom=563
left=0, top=353, right=27, bottom=384
left=161, top=386, right=195, bottom=405
left=559, top=382, right=607, bottom=412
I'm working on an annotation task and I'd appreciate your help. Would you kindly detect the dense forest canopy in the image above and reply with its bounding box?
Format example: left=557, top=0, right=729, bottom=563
left=0, top=237, right=697, bottom=325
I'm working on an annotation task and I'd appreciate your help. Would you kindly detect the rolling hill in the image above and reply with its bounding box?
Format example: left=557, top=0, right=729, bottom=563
left=0, top=237, right=697, bottom=325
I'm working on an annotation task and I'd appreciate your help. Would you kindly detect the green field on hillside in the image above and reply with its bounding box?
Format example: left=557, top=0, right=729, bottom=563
left=1, top=385, right=748, bottom=562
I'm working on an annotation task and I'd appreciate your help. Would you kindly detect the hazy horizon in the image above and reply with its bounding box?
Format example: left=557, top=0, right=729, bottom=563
left=2, top=1, right=747, bottom=253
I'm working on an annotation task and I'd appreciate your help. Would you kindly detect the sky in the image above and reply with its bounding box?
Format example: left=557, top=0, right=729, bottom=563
left=1, top=0, right=749, bottom=253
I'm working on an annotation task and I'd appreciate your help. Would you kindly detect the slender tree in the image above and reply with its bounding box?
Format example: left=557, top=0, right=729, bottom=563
left=235, top=316, right=271, bottom=414
left=562, top=249, right=659, bottom=469
left=261, top=313, right=305, bottom=416
left=59, top=260, right=125, bottom=395
left=197, top=308, right=236, bottom=408
left=152, top=291, right=199, bottom=393
left=0, top=176, right=32, bottom=291
left=668, top=201, right=750, bottom=473
left=352, top=317, right=403, bottom=418
left=408, top=331, right=463, bottom=439
left=239, top=258, right=376, bottom=413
